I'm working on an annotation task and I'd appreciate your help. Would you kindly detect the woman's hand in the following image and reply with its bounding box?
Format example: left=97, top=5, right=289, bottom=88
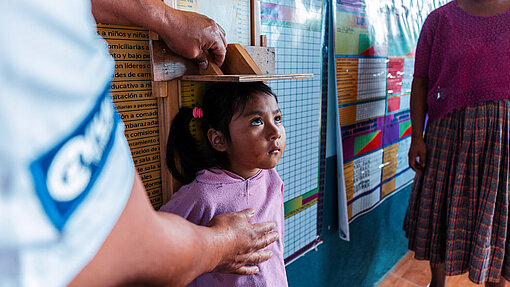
left=408, top=77, right=428, bottom=175
left=408, top=136, right=427, bottom=174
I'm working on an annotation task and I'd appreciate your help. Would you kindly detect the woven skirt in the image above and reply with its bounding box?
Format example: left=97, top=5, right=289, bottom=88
left=403, top=99, right=510, bottom=284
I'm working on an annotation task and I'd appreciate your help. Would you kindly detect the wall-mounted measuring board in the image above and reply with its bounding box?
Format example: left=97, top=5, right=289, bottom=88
left=151, top=0, right=324, bottom=266
left=97, top=24, right=163, bottom=209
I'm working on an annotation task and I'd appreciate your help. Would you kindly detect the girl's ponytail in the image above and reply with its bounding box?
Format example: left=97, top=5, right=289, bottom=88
left=166, top=107, right=212, bottom=184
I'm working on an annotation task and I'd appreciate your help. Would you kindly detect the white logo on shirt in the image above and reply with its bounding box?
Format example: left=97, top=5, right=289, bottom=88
left=46, top=98, right=114, bottom=201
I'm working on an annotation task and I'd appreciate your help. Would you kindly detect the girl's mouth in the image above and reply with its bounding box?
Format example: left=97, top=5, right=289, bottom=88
left=268, top=147, right=280, bottom=155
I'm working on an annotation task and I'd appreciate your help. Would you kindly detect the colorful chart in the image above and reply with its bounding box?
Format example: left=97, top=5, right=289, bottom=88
left=353, top=130, right=381, bottom=157
left=335, top=0, right=449, bottom=239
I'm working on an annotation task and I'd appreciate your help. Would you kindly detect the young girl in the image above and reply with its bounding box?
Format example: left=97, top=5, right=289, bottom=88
left=160, top=82, right=288, bottom=287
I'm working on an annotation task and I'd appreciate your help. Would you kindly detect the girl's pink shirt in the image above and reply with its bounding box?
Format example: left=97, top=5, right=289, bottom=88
left=159, top=167, right=288, bottom=287
left=415, top=1, right=510, bottom=121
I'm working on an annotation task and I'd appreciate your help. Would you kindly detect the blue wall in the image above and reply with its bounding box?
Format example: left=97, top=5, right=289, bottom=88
left=285, top=156, right=410, bottom=287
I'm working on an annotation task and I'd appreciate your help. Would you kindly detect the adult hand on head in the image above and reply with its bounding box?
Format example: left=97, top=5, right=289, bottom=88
left=208, top=209, right=278, bottom=275
left=160, top=9, right=227, bottom=69
left=408, top=137, right=427, bottom=174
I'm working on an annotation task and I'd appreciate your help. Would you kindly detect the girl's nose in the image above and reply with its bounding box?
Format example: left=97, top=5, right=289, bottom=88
left=269, top=125, right=282, bottom=141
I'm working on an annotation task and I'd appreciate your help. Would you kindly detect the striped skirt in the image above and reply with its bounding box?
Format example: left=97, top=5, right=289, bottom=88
left=403, top=99, right=510, bottom=284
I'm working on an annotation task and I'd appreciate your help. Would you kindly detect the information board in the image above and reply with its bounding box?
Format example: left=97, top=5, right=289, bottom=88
left=334, top=0, right=448, bottom=239
left=97, top=24, right=163, bottom=208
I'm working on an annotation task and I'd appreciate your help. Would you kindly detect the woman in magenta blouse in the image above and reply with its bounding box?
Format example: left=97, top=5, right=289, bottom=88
left=404, top=1, right=510, bottom=286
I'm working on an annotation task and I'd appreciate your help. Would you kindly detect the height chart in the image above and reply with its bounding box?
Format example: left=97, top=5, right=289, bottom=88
left=168, top=0, right=326, bottom=263
left=261, top=0, right=325, bottom=263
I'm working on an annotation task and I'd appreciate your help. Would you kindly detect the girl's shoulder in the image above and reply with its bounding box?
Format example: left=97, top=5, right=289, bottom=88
left=264, top=168, right=283, bottom=184
left=160, top=176, right=221, bottom=216
left=265, top=169, right=284, bottom=194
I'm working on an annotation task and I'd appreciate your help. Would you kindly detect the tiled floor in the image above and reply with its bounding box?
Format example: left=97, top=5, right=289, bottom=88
left=378, top=252, right=508, bottom=286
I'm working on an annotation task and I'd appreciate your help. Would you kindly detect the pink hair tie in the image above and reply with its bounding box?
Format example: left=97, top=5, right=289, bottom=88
left=192, top=107, right=203, bottom=119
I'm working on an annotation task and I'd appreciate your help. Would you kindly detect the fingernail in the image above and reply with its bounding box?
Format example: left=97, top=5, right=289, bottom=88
left=198, top=61, right=208, bottom=70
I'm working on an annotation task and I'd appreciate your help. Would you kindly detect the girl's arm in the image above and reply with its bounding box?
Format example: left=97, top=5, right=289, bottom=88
left=91, top=0, right=227, bottom=68
left=408, top=77, right=428, bottom=174
left=69, top=171, right=278, bottom=287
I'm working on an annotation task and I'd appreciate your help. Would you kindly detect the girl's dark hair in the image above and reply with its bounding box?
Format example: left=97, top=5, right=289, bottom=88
left=166, top=82, right=277, bottom=184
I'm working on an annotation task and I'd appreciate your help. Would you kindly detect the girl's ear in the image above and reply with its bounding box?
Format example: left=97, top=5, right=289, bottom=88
left=207, top=128, right=227, bottom=152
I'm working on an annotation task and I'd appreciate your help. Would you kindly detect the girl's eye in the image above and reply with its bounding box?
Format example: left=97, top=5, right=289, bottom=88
left=250, top=118, right=263, bottom=125
left=275, top=115, right=282, bottom=123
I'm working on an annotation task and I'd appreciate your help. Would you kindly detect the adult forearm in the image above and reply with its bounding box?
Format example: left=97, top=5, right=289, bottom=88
left=147, top=206, right=278, bottom=284
left=410, top=77, right=428, bottom=140
left=149, top=213, right=223, bottom=286
left=91, top=0, right=227, bottom=67
left=68, top=173, right=215, bottom=286
left=91, top=0, right=171, bottom=32
left=138, top=208, right=277, bottom=285
left=70, top=171, right=276, bottom=286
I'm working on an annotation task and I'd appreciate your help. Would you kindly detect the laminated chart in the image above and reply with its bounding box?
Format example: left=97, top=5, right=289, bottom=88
left=387, top=58, right=404, bottom=95
left=401, top=58, right=415, bottom=93
left=381, top=56, right=414, bottom=202
left=335, top=0, right=449, bottom=239
left=261, top=0, right=324, bottom=263
left=176, top=0, right=251, bottom=45
left=97, top=24, right=163, bottom=208
left=336, top=48, right=388, bottom=222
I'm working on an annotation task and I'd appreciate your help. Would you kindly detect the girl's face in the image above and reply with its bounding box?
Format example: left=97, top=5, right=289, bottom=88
left=224, top=92, right=286, bottom=179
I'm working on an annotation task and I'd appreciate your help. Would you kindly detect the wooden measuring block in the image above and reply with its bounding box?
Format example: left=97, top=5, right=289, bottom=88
left=199, top=52, right=224, bottom=75
left=222, top=43, right=263, bottom=75
left=182, top=74, right=313, bottom=82
left=150, top=40, right=199, bottom=82
left=151, top=40, right=280, bottom=81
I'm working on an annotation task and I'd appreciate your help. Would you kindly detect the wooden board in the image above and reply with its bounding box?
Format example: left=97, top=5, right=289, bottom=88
left=150, top=40, right=198, bottom=82
left=151, top=41, right=276, bottom=81
left=222, top=43, right=263, bottom=75
left=155, top=80, right=181, bottom=202
left=243, top=46, right=274, bottom=74
left=98, top=24, right=163, bottom=208
left=199, top=53, right=224, bottom=75
left=181, top=73, right=314, bottom=82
